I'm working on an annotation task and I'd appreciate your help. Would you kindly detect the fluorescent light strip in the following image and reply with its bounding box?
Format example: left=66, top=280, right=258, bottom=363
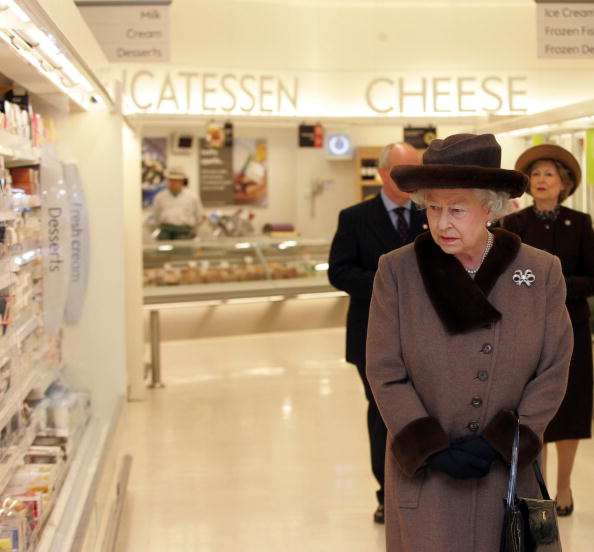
left=6, top=0, right=30, bottom=22
left=0, top=29, right=93, bottom=110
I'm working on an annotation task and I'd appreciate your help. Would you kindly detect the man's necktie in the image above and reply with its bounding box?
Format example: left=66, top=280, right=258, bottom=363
left=394, top=207, right=409, bottom=242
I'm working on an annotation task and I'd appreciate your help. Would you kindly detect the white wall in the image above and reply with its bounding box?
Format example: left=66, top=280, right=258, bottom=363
left=141, top=122, right=474, bottom=239
left=52, top=109, right=129, bottom=414
left=122, top=124, right=144, bottom=401
left=162, top=0, right=590, bottom=74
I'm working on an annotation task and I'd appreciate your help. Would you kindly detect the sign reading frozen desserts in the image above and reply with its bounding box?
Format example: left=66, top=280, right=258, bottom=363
left=536, top=1, right=594, bottom=57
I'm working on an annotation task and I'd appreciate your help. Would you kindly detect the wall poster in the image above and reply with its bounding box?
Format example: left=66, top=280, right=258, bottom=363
left=199, top=138, right=268, bottom=207
left=141, top=137, right=167, bottom=207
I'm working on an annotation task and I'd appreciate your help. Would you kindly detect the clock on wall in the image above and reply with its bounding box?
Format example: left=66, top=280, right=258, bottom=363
left=326, top=134, right=353, bottom=160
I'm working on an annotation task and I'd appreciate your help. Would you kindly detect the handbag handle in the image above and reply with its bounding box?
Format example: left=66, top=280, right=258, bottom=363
left=505, top=415, right=552, bottom=505
left=506, top=422, right=520, bottom=506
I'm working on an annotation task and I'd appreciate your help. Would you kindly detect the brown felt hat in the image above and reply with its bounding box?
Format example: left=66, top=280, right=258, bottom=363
left=391, top=133, right=528, bottom=199
left=514, top=144, right=581, bottom=197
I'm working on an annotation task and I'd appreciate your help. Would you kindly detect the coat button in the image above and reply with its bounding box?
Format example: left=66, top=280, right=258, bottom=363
left=468, top=422, right=480, bottom=432
left=471, top=397, right=483, bottom=407
left=476, top=371, right=488, bottom=381
left=480, top=343, right=493, bottom=354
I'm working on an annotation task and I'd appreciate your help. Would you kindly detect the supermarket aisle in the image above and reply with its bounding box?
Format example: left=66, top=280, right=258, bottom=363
left=115, top=327, right=594, bottom=551
left=116, top=328, right=384, bottom=551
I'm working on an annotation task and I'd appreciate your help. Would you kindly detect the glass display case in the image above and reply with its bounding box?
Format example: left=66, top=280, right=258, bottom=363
left=143, top=237, right=336, bottom=304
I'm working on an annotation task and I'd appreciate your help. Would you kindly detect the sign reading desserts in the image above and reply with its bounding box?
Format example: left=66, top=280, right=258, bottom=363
left=77, top=1, right=170, bottom=61
left=536, top=1, right=594, bottom=57
left=40, top=144, right=71, bottom=335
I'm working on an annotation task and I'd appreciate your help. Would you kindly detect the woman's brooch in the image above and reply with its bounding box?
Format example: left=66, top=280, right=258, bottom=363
left=513, top=269, right=535, bottom=287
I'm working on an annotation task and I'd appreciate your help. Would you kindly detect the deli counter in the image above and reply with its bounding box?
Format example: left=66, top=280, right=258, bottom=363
left=143, top=236, right=339, bottom=304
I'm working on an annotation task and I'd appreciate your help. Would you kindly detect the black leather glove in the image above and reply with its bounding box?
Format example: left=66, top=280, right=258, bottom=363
left=451, top=435, right=502, bottom=464
left=426, top=448, right=491, bottom=479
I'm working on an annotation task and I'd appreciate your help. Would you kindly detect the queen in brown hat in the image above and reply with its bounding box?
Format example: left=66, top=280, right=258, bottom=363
left=366, top=133, right=572, bottom=552
left=502, top=143, right=594, bottom=517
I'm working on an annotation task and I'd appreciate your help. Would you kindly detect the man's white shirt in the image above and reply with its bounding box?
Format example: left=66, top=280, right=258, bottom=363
left=153, top=188, right=202, bottom=227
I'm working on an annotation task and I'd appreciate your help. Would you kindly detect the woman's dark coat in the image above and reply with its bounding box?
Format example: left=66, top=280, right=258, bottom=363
left=366, top=229, right=572, bottom=552
left=503, top=205, right=594, bottom=440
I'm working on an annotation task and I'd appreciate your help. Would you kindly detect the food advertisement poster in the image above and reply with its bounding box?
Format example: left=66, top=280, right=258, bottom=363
left=199, top=138, right=268, bottom=207
left=198, top=138, right=234, bottom=206
left=141, top=137, right=167, bottom=207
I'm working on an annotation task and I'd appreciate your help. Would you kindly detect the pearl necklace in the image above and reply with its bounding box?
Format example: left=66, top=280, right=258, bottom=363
left=465, top=232, right=494, bottom=277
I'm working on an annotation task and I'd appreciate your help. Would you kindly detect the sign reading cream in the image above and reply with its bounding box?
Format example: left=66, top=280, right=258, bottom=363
left=537, top=2, right=594, bottom=57
left=77, top=1, right=170, bottom=61
left=40, top=144, right=71, bottom=335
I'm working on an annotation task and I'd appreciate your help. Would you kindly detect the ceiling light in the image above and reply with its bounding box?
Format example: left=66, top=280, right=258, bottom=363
left=5, top=0, right=30, bottom=23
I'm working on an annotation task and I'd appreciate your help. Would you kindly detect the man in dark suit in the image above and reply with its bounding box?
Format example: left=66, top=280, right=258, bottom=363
left=328, top=142, right=428, bottom=524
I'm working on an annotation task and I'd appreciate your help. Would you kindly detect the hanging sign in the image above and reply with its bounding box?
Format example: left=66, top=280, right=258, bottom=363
left=403, top=127, right=437, bottom=149
left=536, top=1, right=594, bottom=57
left=76, top=1, right=171, bottom=62
left=63, top=163, right=90, bottom=324
left=40, top=144, right=71, bottom=335
left=198, top=138, right=234, bottom=206
left=298, top=124, right=323, bottom=148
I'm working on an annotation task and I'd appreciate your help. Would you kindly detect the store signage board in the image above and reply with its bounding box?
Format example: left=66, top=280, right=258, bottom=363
left=117, top=66, right=594, bottom=118
left=76, top=1, right=170, bottom=62
left=40, top=144, right=71, bottom=336
left=536, top=1, right=594, bottom=57
left=198, top=139, right=234, bottom=206
left=404, top=127, right=437, bottom=149
left=63, top=164, right=90, bottom=325
left=121, top=68, right=529, bottom=117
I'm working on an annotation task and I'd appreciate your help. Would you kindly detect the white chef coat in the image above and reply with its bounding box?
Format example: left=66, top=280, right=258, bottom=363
left=152, top=187, right=202, bottom=227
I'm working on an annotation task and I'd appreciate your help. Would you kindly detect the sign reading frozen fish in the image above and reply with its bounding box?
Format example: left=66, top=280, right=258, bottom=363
left=536, top=2, right=594, bottom=57
left=40, top=144, right=71, bottom=335
left=76, top=1, right=170, bottom=61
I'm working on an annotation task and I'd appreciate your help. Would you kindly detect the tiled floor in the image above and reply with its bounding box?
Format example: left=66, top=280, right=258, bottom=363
left=115, top=327, right=594, bottom=551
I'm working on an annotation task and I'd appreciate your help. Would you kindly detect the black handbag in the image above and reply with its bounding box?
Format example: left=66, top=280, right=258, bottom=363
left=500, top=420, right=562, bottom=552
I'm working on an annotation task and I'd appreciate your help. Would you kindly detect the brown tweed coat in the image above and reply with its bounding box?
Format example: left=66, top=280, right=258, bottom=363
left=366, top=228, right=572, bottom=552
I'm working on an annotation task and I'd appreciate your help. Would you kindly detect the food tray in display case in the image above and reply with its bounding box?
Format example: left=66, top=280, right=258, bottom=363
left=142, top=237, right=337, bottom=304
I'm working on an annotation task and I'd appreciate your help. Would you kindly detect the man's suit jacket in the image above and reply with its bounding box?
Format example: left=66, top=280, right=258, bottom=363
left=328, top=194, right=428, bottom=366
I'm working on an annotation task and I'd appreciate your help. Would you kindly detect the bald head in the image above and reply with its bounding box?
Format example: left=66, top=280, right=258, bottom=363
left=378, top=142, right=420, bottom=205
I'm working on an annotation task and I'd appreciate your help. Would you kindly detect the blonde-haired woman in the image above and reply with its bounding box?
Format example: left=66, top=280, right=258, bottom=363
left=503, top=143, right=594, bottom=516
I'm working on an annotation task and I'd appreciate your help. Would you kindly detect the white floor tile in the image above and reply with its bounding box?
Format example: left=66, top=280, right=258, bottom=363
left=115, top=327, right=594, bottom=551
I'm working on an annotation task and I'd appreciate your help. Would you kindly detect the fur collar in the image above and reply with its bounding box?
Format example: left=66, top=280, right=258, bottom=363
left=414, top=228, right=521, bottom=334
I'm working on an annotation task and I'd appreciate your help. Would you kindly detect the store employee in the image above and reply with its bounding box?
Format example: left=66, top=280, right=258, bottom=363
left=152, top=167, right=204, bottom=240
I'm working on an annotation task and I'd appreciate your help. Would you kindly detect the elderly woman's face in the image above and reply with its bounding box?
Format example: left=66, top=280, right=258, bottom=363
left=425, top=189, right=492, bottom=257
left=529, top=160, right=566, bottom=203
